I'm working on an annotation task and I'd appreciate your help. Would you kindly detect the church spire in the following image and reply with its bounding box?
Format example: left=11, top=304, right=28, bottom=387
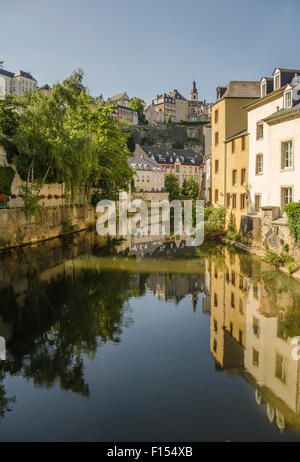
left=190, top=81, right=198, bottom=101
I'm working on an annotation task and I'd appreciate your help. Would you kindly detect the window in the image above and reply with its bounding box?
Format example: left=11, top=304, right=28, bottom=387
left=281, top=141, right=293, bottom=169
left=213, top=339, right=217, bottom=352
left=214, top=319, right=218, bottom=333
left=256, top=154, right=263, bottom=174
left=215, top=189, right=219, bottom=203
left=253, top=317, right=260, bottom=336
left=241, top=168, right=246, bottom=185
left=256, top=122, right=264, bottom=140
left=275, top=353, right=287, bottom=383
left=231, top=271, right=236, bottom=286
left=274, top=74, right=280, bottom=90
left=231, top=292, right=236, bottom=308
left=232, top=170, right=237, bottom=185
left=232, top=140, right=235, bottom=153
left=214, top=293, right=218, bottom=307
left=255, top=194, right=262, bottom=212
left=215, top=132, right=219, bottom=146
left=241, top=136, right=246, bottom=151
left=253, top=349, right=259, bottom=367
left=239, top=330, right=243, bottom=345
left=215, top=159, right=219, bottom=173
left=232, top=194, right=237, bottom=209
left=285, top=91, right=292, bottom=109
left=227, top=193, right=231, bottom=207
left=215, top=110, right=219, bottom=123
left=281, top=187, right=293, bottom=210
left=239, top=299, right=244, bottom=314
left=240, top=194, right=246, bottom=210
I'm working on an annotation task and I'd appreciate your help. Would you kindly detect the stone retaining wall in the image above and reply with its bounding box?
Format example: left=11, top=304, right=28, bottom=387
left=0, top=204, right=96, bottom=248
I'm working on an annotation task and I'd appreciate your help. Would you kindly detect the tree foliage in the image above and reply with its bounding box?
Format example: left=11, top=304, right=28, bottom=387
left=285, top=202, right=300, bottom=247
left=164, top=172, right=181, bottom=201
left=129, top=97, right=146, bottom=125
left=181, top=176, right=199, bottom=199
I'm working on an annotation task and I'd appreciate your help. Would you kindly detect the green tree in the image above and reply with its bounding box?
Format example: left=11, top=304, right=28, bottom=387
left=166, top=114, right=172, bottom=124
left=87, top=104, right=133, bottom=201
left=129, top=97, right=146, bottom=125
left=182, top=176, right=199, bottom=200
left=0, top=96, right=20, bottom=136
left=164, top=172, right=181, bottom=201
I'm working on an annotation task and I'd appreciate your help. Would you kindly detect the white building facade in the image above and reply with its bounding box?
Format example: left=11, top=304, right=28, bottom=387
left=247, top=68, right=300, bottom=214
left=0, top=66, right=37, bottom=98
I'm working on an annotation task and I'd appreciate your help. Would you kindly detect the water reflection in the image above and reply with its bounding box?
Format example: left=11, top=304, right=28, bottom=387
left=0, top=232, right=299, bottom=439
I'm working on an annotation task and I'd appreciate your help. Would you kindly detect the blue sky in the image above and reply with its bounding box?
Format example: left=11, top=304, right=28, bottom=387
left=1, top=0, right=300, bottom=103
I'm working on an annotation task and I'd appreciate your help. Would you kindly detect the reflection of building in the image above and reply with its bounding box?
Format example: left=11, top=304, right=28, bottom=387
left=147, top=273, right=204, bottom=310
left=209, top=246, right=300, bottom=433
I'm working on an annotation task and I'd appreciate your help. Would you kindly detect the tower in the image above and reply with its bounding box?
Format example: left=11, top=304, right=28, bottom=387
left=190, top=81, right=198, bottom=101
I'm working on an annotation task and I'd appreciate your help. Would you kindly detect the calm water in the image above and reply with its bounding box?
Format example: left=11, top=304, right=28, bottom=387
left=0, top=231, right=300, bottom=442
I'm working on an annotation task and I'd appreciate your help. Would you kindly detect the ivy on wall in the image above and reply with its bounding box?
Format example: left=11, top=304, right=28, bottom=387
left=0, top=167, right=15, bottom=195
left=285, top=202, right=300, bottom=247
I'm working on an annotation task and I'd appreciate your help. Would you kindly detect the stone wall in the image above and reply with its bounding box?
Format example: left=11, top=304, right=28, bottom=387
left=0, top=204, right=96, bottom=248
left=240, top=207, right=300, bottom=260
left=127, top=124, right=205, bottom=153
left=261, top=206, right=300, bottom=260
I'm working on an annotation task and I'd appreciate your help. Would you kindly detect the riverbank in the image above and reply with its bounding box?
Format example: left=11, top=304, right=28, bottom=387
left=222, top=236, right=300, bottom=283
left=0, top=203, right=96, bottom=250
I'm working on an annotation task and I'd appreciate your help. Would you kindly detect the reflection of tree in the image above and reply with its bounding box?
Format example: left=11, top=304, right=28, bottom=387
left=0, top=267, right=135, bottom=410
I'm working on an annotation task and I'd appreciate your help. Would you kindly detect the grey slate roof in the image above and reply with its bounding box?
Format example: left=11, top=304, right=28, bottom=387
left=225, top=129, right=248, bottom=142
left=128, top=153, right=163, bottom=171
left=169, top=89, right=186, bottom=101
left=263, top=102, right=300, bottom=123
left=14, top=70, right=37, bottom=81
left=39, top=84, right=51, bottom=90
left=0, top=69, right=14, bottom=78
left=140, top=145, right=203, bottom=166
left=221, top=81, right=260, bottom=98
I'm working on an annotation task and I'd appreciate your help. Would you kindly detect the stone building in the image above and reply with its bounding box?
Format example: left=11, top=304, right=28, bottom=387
left=169, top=89, right=188, bottom=122
left=188, top=81, right=212, bottom=122
left=152, top=93, right=176, bottom=122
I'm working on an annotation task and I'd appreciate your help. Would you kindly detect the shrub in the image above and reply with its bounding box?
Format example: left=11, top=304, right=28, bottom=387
left=204, top=206, right=226, bottom=239
left=265, top=249, right=294, bottom=269
left=285, top=202, right=300, bottom=247
left=0, top=166, right=15, bottom=196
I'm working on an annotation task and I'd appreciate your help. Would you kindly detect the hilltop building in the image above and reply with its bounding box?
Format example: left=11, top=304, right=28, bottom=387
left=0, top=62, right=37, bottom=98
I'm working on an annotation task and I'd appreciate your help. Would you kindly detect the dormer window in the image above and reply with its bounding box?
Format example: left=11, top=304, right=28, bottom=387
left=261, top=82, right=266, bottom=97
left=274, top=73, right=280, bottom=90
left=284, top=90, right=292, bottom=109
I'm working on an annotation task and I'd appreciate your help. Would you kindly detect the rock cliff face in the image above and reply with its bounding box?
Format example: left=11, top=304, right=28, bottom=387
left=126, top=123, right=205, bottom=154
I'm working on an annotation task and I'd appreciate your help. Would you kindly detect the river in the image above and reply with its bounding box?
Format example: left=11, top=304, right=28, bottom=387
left=0, top=230, right=299, bottom=441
